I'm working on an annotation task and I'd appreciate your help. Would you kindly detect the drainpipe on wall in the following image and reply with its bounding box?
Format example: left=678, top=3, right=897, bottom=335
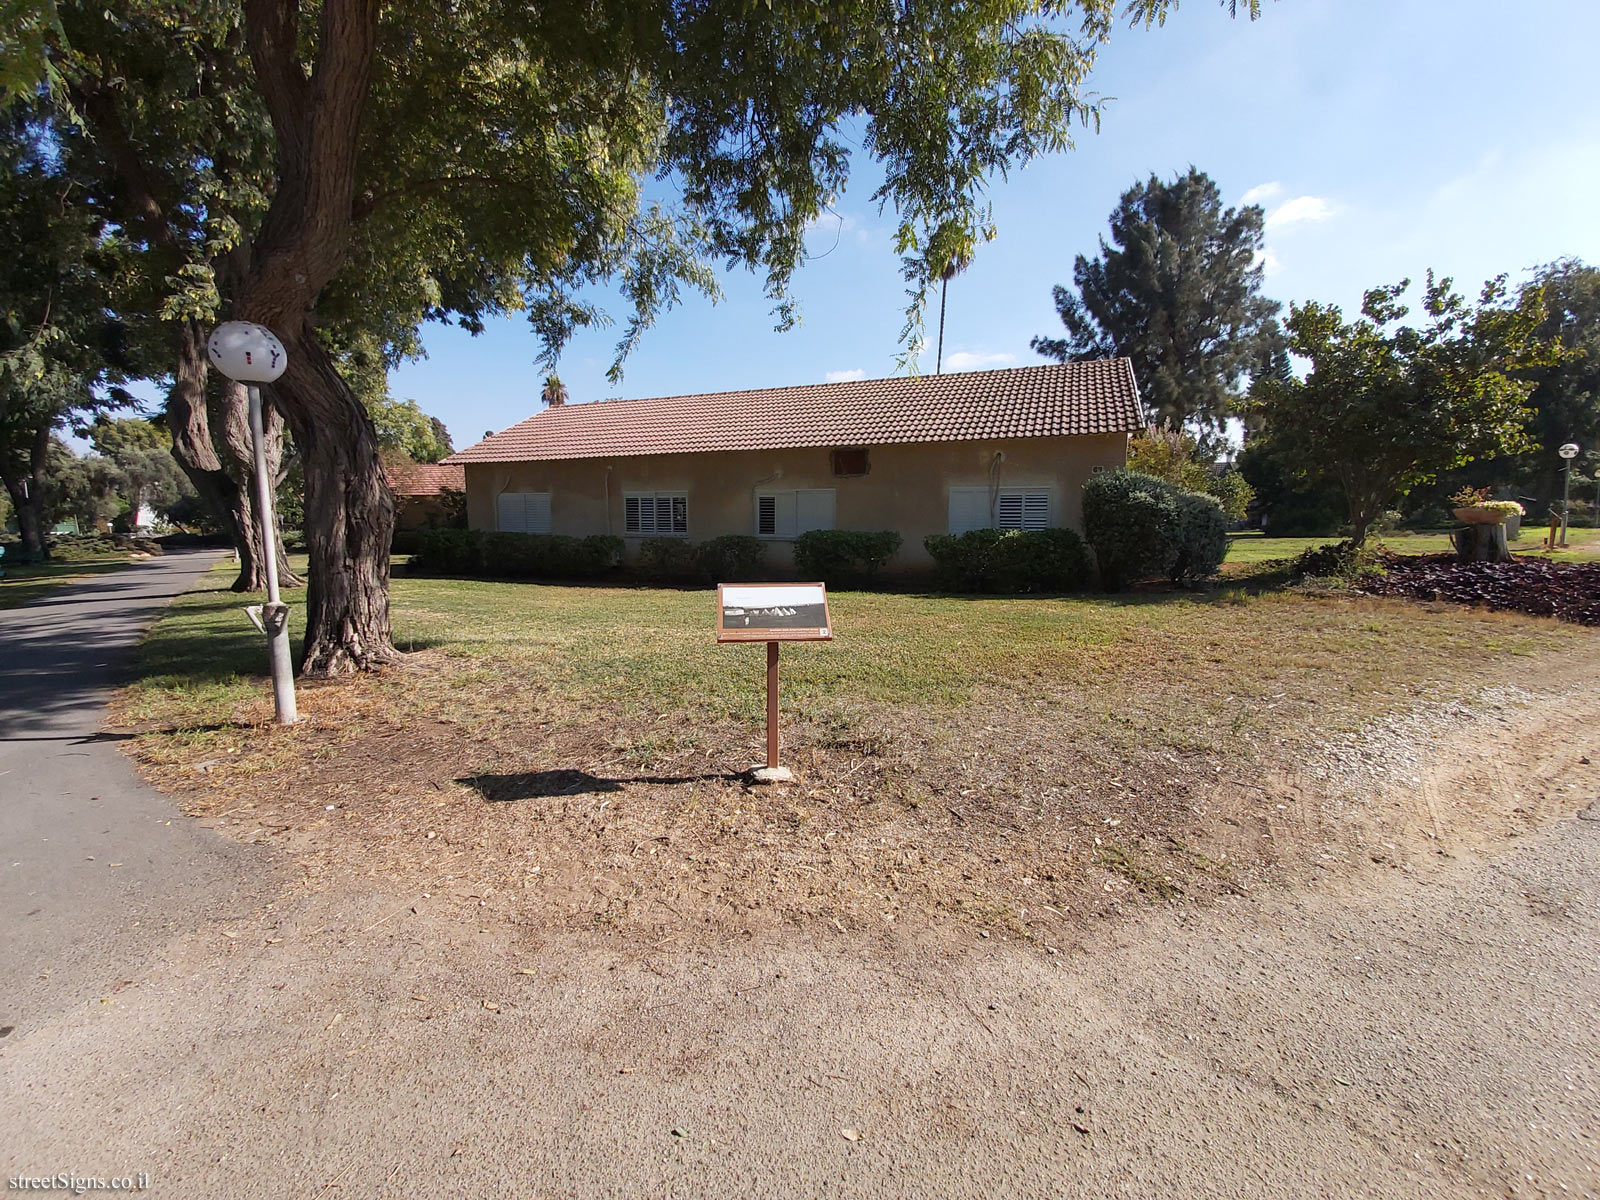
left=987, top=450, right=1005, bottom=525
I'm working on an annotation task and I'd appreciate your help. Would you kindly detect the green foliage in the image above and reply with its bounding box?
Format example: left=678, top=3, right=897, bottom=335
left=1171, top=491, right=1229, bottom=581
left=409, top=528, right=623, bottom=580
left=636, top=535, right=767, bottom=585
left=1032, top=168, right=1282, bottom=441
left=369, top=396, right=453, bottom=463
left=692, top=535, right=767, bottom=584
left=1237, top=435, right=1345, bottom=536
left=1250, top=273, right=1552, bottom=544
left=793, top=530, right=903, bottom=587
left=1082, top=469, right=1178, bottom=589
left=1082, top=468, right=1226, bottom=588
left=923, top=527, right=1090, bottom=593
left=1289, top=539, right=1385, bottom=583
left=636, top=537, right=699, bottom=583
left=1127, top=423, right=1255, bottom=520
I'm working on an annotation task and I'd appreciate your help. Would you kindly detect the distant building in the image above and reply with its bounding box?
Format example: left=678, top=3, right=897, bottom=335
left=445, top=361, right=1143, bottom=571
left=384, top=460, right=466, bottom=531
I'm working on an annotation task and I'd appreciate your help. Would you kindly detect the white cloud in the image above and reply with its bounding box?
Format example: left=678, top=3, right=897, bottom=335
left=942, top=351, right=1018, bottom=372
left=1255, top=248, right=1282, bottom=277
left=1240, top=181, right=1283, bottom=207
left=805, top=209, right=871, bottom=252
left=1265, top=195, right=1337, bottom=230
left=825, top=368, right=867, bottom=383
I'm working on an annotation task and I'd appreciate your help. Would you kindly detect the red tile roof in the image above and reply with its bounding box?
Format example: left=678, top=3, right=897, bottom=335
left=384, top=460, right=465, bottom=496
left=446, top=360, right=1143, bottom=464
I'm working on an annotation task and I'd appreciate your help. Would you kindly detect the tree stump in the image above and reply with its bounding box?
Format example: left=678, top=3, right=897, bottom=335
left=1452, top=522, right=1511, bottom=563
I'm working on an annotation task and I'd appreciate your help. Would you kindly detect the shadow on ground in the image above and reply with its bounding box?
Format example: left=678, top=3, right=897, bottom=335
left=460, top=768, right=744, bottom=801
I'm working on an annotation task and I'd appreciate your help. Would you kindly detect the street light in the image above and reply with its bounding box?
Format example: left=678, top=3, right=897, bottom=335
left=206, top=321, right=297, bottom=725
left=1558, top=442, right=1580, bottom=548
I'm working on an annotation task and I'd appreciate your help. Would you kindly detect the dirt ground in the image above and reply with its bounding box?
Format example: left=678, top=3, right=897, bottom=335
left=5, top=656, right=1599, bottom=1197
left=117, top=641, right=1600, bottom=960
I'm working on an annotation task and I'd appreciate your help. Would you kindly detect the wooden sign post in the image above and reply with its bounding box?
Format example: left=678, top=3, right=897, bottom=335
left=717, top=583, right=833, bottom=783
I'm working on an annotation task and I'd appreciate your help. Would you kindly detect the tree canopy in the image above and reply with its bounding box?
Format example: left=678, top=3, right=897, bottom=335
left=11, top=0, right=1252, bottom=672
left=368, top=396, right=452, bottom=463
left=1250, top=273, right=1551, bottom=544
left=1032, top=166, right=1281, bottom=441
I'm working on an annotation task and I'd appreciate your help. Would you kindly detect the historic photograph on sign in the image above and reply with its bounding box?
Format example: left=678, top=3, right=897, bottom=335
left=717, top=583, right=832, bottom=641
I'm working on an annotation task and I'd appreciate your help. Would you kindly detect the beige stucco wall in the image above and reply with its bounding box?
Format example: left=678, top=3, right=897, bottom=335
left=462, top=434, right=1128, bottom=572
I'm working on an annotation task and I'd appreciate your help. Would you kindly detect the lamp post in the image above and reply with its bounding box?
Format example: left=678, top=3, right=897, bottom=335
left=1558, top=442, right=1579, bottom=548
left=206, top=322, right=297, bottom=725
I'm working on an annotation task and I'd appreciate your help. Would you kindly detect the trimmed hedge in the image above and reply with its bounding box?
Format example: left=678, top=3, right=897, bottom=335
left=637, top=537, right=699, bottom=582
left=408, top=528, right=623, bottom=579
left=923, top=527, right=1091, bottom=593
left=1082, top=468, right=1227, bottom=589
left=1171, top=491, right=1229, bottom=582
left=793, top=530, right=902, bottom=587
left=638, top=535, right=769, bottom=585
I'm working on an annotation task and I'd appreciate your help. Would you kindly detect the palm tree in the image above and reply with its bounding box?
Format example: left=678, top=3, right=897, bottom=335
left=936, top=255, right=970, bottom=374
left=541, top=373, right=569, bottom=408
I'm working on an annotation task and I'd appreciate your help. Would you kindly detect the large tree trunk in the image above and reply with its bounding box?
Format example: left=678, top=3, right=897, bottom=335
left=1, top=472, right=44, bottom=557
left=270, top=323, right=397, bottom=675
left=163, top=319, right=302, bottom=592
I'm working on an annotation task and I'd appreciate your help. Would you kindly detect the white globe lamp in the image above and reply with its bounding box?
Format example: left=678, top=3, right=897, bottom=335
left=206, top=322, right=288, bottom=384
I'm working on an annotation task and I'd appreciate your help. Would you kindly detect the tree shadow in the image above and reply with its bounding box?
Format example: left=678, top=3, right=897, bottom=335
left=459, top=768, right=743, bottom=802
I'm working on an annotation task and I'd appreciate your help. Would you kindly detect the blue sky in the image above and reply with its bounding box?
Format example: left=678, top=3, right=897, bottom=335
left=374, top=1, right=1596, bottom=448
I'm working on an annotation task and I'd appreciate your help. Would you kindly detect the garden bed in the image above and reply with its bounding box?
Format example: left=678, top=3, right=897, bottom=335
left=1360, top=556, right=1600, bottom=625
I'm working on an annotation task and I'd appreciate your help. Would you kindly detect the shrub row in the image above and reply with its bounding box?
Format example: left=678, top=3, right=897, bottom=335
left=793, top=530, right=903, bottom=587
left=1083, top=468, right=1228, bottom=589
left=923, top=527, right=1091, bottom=593
left=408, top=528, right=624, bottom=579
left=637, top=535, right=768, bottom=585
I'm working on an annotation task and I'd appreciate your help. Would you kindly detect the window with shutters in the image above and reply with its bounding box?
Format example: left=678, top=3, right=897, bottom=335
left=624, top=492, right=688, bottom=536
left=754, top=489, right=835, bottom=538
left=947, top=486, right=1051, bottom=533
left=996, top=489, right=1050, bottom=531
left=495, top=490, right=552, bottom=534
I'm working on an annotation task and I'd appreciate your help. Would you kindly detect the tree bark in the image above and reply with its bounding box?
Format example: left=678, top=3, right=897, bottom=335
left=269, top=322, right=397, bottom=674
left=163, top=319, right=303, bottom=591
left=233, top=0, right=394, bottom=676
left=1453, top=522, right=1512, bottom=563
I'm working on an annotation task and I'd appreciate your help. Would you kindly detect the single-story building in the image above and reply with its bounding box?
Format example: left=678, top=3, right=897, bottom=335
left=384, top=459, right=467, bottom=531
left=445, top=360, right=1143, bottom=571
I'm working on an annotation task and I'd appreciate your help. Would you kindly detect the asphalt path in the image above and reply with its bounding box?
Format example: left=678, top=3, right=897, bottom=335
left=0, top=549, right=270, bottom=1039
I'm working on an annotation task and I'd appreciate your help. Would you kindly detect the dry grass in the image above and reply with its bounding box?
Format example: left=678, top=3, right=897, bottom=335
left=114, top=559, right=1598, bottom=948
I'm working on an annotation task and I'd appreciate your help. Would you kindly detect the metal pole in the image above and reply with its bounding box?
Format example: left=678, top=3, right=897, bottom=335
left=248, top=384, right=297, bottom=724
left=765, top=641, right=780, bottom=769
left=1560, top=462, right=1571, bottom=548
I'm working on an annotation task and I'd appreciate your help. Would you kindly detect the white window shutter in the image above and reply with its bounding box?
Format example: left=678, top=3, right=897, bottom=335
left=497, top=492, right=521, bottom=532
left=796, top=489, right=835, bottom=533
left=996, top=493, right=1024, bottom=530
left=948, top=487, right=990, bottom=535
left=773, top=492, right=797, bottom=538
left=1022, top=491, right=1049, bottom=530
left=524, top=491, right=552, bottom=534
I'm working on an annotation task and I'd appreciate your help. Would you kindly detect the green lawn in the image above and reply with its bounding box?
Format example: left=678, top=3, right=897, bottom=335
left=1225, top=525, right=1600, bottom=569
left=0, top=546, right=141, bottom=609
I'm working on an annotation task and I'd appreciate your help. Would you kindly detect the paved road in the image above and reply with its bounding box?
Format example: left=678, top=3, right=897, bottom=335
left=0, top=550, right=270, bottom=1038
